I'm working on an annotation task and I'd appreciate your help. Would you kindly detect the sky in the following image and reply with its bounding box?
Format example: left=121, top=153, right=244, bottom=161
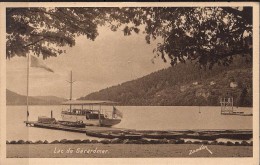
left=7, top=26, right=170, bottom=99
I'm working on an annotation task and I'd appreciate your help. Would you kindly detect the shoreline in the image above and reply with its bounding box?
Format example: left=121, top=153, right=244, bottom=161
left=6, top=105, right=253, bottom=107
left=7, top=143, right=253, bottom=158
left=6, top=137, right=253, bottom=146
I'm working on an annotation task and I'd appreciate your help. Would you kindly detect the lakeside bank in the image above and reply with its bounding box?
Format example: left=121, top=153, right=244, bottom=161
left=7, top=143, right=252, bottom=158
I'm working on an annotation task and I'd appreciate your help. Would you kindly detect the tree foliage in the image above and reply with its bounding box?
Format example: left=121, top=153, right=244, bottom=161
left=6, top=7, right=108, bottom=59
left=6, top=7, right=252, bottom=68
left=108, top=7, right=252, bottom=69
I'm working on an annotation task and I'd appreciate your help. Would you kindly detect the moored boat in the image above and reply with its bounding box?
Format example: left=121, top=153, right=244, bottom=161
left=61, top=71, right=122, bottom=127
left=61, top=100, right=122, bottom=127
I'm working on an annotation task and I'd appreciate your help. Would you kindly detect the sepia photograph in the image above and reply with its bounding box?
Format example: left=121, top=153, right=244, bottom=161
left=1, top=2, right=259, bottom=164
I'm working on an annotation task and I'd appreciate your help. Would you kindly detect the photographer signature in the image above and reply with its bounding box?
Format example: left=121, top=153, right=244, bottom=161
left=189, top=144, right=213, bottom=155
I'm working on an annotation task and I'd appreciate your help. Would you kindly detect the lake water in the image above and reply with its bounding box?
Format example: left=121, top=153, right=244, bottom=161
left=7, top=106, right=252, bottom=141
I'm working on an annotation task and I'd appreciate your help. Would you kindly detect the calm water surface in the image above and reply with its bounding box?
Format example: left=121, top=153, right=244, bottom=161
left=7, top=106, right=252, bottom=141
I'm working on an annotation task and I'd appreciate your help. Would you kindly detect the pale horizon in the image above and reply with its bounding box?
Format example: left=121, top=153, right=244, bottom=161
left=7, top=26, right=170, bottom=99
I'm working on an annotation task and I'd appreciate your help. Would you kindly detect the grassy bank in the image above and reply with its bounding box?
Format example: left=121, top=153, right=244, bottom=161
left=7, top=143, right=252, bottom=158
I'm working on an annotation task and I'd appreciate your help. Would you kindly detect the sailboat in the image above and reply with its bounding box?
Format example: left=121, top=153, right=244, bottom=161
left=60, top=71, right=122, bottom=127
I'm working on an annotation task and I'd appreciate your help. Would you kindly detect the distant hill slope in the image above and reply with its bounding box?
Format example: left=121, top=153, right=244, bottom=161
left=6, top=89, right=66, bottom=105
left=79, top=56, right=252, bottom=107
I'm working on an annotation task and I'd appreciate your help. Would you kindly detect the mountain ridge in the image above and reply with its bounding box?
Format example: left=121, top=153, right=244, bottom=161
left=6, top=89, right=66, bottom=105
left=79, top=56, right=252, bottom=107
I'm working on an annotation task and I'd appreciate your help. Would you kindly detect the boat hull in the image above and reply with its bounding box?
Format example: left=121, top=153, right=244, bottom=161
left=100, top=118, right=121, bottom=127
left=61, top=114, right=121, bottom=127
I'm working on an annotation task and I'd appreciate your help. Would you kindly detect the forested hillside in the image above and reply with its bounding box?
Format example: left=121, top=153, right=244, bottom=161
left=79, top=56, right=252, bottom=107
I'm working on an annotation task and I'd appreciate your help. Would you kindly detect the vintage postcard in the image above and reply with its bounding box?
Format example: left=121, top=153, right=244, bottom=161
left=0, top=2, right=259, bottom=165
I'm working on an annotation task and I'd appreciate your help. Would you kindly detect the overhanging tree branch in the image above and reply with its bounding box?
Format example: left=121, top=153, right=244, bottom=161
left=23, top=37, right=45, bottom=48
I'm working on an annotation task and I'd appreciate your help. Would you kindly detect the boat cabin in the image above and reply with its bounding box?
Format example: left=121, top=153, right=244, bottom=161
left=61, top=100, right=119, bottom=119
left=61, top=100, right=122, bottom=126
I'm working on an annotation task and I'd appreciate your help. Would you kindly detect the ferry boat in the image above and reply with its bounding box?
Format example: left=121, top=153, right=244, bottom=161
left=61, top=100, right=122, bottom=127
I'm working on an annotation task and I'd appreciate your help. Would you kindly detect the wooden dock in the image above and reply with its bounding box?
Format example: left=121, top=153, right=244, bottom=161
left=25, top=121, right=87, bottom=133
left=220, top=97, right=253, bottom=116
left=24, top=121, right=131, bottom=133
left=24, top=121, right=253, bottom=141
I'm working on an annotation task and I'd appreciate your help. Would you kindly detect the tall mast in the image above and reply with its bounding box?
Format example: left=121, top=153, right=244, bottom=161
left=26, top=55, right=30, bottom=121
left=198, top=66, right=201, bottom=114
left=70, top=70, right=72, bottom=100
left=67, top=70, right=75, bottom=111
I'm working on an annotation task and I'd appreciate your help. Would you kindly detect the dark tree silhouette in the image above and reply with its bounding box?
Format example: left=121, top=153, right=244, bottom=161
left=7, top=7, right=252, bottom=68
left=6, top=8, right=110, bottom=59
left=110, top=7, right=252, bottom=69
